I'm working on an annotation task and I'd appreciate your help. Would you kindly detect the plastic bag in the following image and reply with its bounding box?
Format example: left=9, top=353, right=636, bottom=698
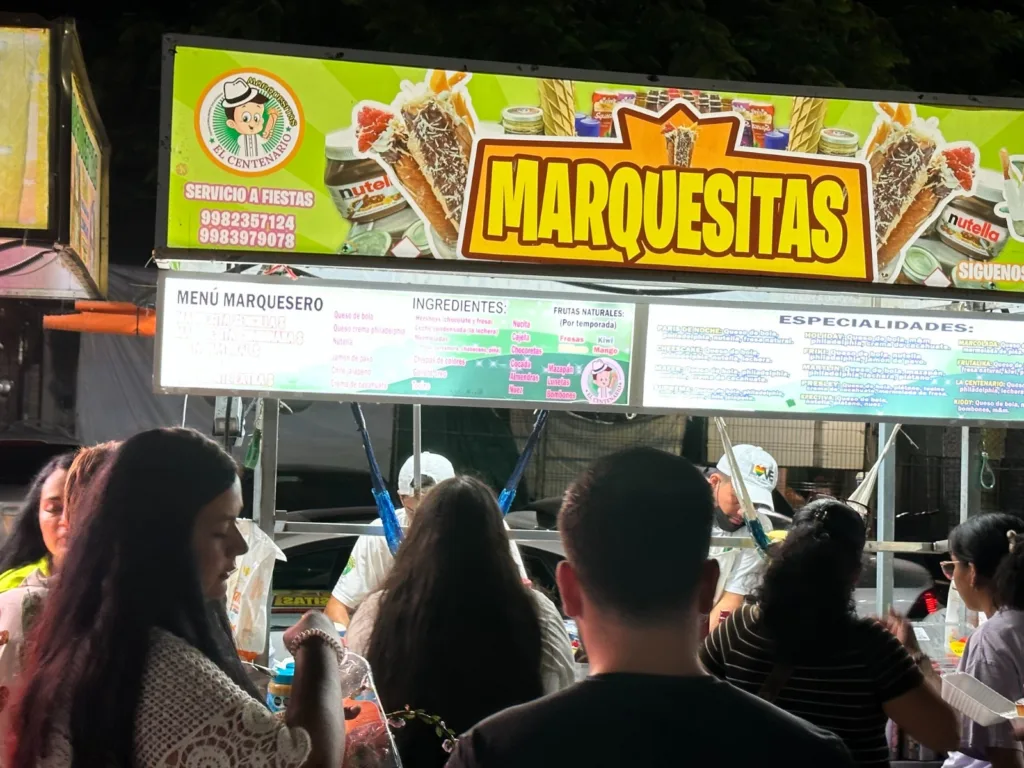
left=341, top=652, right=402, bottom=767
left=225, top=519, right=286, bottom=661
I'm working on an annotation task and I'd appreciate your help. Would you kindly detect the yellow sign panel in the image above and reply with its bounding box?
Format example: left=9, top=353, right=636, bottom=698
left=272, top=591, right=330, bottom=611
left=0, top=27, right=50, bottom=230
left=462, top=103, right=874, bottom=282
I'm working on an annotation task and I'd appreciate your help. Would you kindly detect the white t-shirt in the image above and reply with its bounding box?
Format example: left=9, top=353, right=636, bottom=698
left=708, top=512, right=773, bottom=604
left=332, top=507, right=531, bottom=611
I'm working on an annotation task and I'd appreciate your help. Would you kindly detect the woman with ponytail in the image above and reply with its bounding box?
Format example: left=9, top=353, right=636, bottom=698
left=943, top=513, right=1024, bottom=768
left=701, top=499, right=958, bottom=766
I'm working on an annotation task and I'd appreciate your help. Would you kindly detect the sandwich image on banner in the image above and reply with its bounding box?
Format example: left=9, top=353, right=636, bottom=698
left=353, top=70, right=477, bottom=251
left=864, top=103, right=978, bottom=280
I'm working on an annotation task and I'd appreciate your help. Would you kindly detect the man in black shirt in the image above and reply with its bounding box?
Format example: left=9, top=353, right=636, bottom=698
left=446, top=448, right=855, bottom=768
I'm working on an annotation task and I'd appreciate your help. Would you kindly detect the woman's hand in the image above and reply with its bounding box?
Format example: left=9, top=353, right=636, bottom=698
left=283, top=611, right=345, bottom=768
left=878, top=608, right=921, bottom=654
left=283, top=610, right=340, bottom=651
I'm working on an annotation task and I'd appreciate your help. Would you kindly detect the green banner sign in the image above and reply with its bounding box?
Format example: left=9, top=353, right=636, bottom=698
left=163, top=40, right=1024, bottom=293
left=70, top=73, right=103, bottom=281
left=157, top=274, right=634, bottom=407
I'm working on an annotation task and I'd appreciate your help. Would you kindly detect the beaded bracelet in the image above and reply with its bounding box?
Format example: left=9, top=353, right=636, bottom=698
left=286, top=628, right=346, bottom=667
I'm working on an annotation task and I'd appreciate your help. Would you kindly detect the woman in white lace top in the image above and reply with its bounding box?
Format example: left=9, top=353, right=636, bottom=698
left=6, top=428, right=345, bottom=768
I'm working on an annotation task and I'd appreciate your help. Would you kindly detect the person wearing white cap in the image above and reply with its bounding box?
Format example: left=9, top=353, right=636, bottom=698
left=705, top=444, right=778, bottom=631
left=325, top=451, right=530, bottom=627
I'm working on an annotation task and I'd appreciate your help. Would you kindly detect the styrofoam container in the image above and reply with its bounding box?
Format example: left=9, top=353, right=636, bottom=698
left=942, top=672, right=1019, bottom=727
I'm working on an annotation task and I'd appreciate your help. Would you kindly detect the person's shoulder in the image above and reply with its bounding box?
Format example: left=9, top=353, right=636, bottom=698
left=0, top=570, right=49, bottom=617
left=528, top=587, right=561, bottom=620
left=0, top=581, right=31, bottom=609
left=456, top=677, right=854, bottom=768
left=849, top=615, right=894, bottom=640
left=716, top=682, right=854, bottom=761
left=967, top=610, right=1024, bottom=658
left=448, top=684, right=600, bottom=767
left=147, top=628, right=233, bottom=685
left=353, top=528, right=392, bottom=558
left=148, top=627, right=204, bottom=663
left=143, top=629, right=256, bottom=709
left=849, top=616, right=908, bottom=653
left=458, top=682, right=587, bottom=745
left=733, top=602, right=767, bottom=635
left=351, top=589, right=385, bottom=626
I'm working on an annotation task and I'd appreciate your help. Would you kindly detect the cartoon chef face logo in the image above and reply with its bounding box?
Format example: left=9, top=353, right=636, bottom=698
left=196, top=70, right=303, bottom=176
left=581, top=358, right=625, bottom=405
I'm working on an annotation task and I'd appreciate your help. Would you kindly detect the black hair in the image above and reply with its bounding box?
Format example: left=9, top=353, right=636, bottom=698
left=367, top=476, right=542, bottom=768
left=0, top=452, right=75, bottom=574
left=405, top=474, right=437, bottom=497
left=950, top=512, right=1024, bottom=610
left=559, top=447, right=713, bottom=620
left=8, top=428, right=260, bottom=768
left=755, top=499, right=866, bottom=660
left=224, top=92, right=268, bottom=123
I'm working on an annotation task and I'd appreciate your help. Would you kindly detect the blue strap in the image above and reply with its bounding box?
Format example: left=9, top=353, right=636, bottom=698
left=498, top=410, right=549, bottom=515
left=350, top=403, right=403, bottom=555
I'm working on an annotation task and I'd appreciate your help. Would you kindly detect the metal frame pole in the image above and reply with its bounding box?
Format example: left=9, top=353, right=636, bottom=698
left=959, top=427, right=981, bottom=525
left=412, top=404, right=422, bottom=495
left=957, top=427, right=982, bottom=624
left=252, top=398, right=280, bottom=665
left=876, top=423, right=896, bottom=617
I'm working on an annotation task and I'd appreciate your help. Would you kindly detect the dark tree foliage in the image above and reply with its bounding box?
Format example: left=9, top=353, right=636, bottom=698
left=18, top=0, right=1024, bottom=263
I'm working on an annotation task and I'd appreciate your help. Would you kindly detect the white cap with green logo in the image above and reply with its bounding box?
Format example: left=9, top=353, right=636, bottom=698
left=715, top=445, right=778, bottom=512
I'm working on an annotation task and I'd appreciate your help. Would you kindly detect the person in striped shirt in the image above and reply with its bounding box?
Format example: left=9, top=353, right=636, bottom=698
left=701, top=498, right=959, bottom=766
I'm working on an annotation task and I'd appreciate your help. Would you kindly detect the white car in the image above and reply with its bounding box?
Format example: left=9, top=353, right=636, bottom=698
left=267, top=507, right=944, bottom=661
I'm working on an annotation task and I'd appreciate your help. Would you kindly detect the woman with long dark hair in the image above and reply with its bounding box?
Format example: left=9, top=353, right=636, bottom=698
left=7, top=428, right=344, bottom=768
left=350, top=476, right=574, bottom=768
left=701, top=499, right=958, bottom=766
left=0, top=452, right=75, bottom=592
left=943, top=513, right=1024, bottom=768
left=0, top=442, right=120, bottom=705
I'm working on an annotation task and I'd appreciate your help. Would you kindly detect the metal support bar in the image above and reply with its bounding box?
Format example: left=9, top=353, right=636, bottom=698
left=252, top=398, right=280, bottom=665
left=412, top=404, right=422, bottom=494
left=959, top=428, right=981, bottom=524
left=876, top=423, right=897, bottom=617
left=276, top=521, right=948, bottom=552
left=957, top=427, right=982, bottom=626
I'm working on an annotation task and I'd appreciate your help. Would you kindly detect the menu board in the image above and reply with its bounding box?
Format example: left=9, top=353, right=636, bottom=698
left=157, top=275, right=634, bottom=408
left=643, top=303, right=1024, bottom=422
left=162, top=38, right=1024, bottom=294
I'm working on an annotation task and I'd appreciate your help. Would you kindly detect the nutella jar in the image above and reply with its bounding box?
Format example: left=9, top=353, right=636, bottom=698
left=324, top=129, right=407, bottom=224
left=818, top=128, right=859, bottom=157
left=937, top=169, right=1009, bottom=261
